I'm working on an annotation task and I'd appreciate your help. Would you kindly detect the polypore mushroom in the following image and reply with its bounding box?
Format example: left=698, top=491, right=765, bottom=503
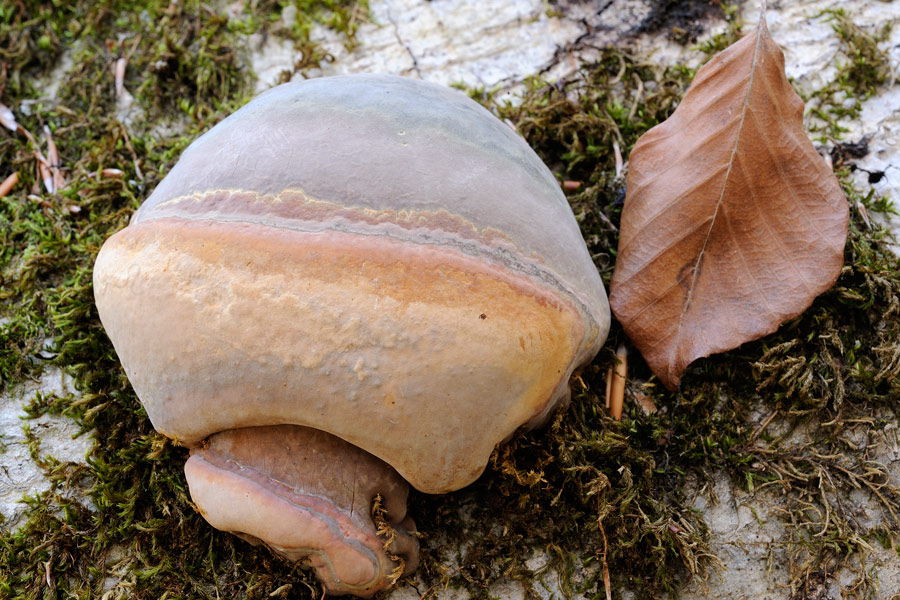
left=93, top=74, right=610, bottom=596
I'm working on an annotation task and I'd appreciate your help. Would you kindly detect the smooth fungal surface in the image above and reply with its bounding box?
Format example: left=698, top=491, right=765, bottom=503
left=94, top=219, right=588, bottom=493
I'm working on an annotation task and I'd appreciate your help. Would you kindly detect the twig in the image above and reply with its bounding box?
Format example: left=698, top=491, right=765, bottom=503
left=44, top=125, right=65, bottom=192
left=627, top=72, right=644, bottom=121
left=747, top=409, right=779, bottom=446
left=608, top=53, right=627, bottom=85
left=612, top=139, right=623, bottom=179
left=101, top=168, right=124, bottom=178
left=0, top=101, right=16, bottom=132
left=14, top=122, right=56, bottom=194
left=36, top=152, right=53, bottom=194
left=119, top=123, right=144, bottom=180
left=855, top=199, right=871, bottom=229
left=609, top=344, right=627, bottom=420
left=605, top=365, right=613, bottom=409
left=17, top=123, right=36, bottom=146
left=598, top=519, right=612, bottom=600
left=0, top=172, right=17, bottom=198
left=114, top=57, right=128, bottom=98
left=268, top=584, right=292, bottom=597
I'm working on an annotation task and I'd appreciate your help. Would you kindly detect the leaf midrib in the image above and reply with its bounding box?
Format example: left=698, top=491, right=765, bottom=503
left=672, top=20, right=768, bottom=348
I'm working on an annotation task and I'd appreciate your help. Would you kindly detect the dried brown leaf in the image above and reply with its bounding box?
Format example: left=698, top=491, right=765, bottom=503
left=608, top=10, right=848, bottom=390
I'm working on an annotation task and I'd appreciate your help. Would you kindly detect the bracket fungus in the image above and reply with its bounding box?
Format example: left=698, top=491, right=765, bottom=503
left=93, top=74, right=610, bottom=596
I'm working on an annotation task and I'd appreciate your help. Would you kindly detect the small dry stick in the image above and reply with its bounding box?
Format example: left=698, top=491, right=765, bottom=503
left=114, top=57, right=128, bottom=98
left=598, top=519, right=612, bottom=600
left=101, top=168, right=124, bottom=178
left=855, top=200, right=871, bottom=229
left=0, top=172, right=17, bottom=199
left=574, top=374, right=588, bottom=391
left=0, top=102, right=16, bottom=132
left=604, top=365, right=613, bottom=409
left=596, top=207, right=618, bottom=233
left=17, top=123, right=37, bottom=147
left=747, top=409, right=779, bottom=446
left=268, top=584, right=292, bottom=597
left=119, top=124, right=144, bottom=180
left=612, top=139, right=623, bottom=179
left=44, top=125, right=65, bottom=191
left=24, top=124, right=54, bottom=194
left=36, top=154, right=53, bottom=194
left=627, top=72, right=644, bottom=121
left=609, top=345, right=627, bottom=420
left=45, top=125, right=58, bottom=167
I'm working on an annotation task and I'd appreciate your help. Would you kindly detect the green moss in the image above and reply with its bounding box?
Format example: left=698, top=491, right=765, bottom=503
left=806, top=8, right=893, bottom=140
left=824, top=8, right=892, bottom=99
left=1, top=2, right=898, bottom=599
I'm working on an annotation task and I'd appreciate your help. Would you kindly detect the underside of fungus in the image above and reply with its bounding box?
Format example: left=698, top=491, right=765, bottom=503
left=187, top=425, right=417, bottom=594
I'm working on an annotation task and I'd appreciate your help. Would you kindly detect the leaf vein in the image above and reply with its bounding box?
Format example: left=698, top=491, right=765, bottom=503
left=672, top=20, right=768, bottom=350
left=629, top=76, right=751, bottom=150
left=747, top=109, right=829, bottom=240
left=718, top=199, right=778, bottom=320
left=615, top=216, right=714, bottom=289
left=618, top=164, right=727, bottom=256
left=738, top=146, right=817, bottom=297
left=627, top=114, right=742, bottom=200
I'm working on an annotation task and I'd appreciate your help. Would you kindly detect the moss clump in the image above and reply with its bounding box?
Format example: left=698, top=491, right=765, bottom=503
left=806, top=8, right=893, bottom=140
left=824, top=8, right=892, bottom=100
